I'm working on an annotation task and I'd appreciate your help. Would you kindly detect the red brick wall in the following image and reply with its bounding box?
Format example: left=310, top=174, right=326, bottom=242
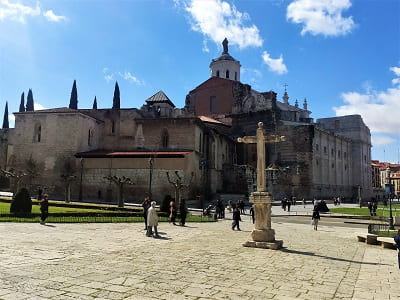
left=190, top=78, right=235, bottom=116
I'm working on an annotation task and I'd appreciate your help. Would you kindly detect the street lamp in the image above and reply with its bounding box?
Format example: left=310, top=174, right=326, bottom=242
left=386, top=166, right=394, bottom=230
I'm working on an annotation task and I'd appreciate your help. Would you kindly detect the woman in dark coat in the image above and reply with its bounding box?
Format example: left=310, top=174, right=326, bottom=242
left=40, top=194, right=49, bottom=225
left=179, top=198, right=187, bottom=226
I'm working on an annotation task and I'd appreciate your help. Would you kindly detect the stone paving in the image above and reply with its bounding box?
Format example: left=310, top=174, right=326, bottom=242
left=0, top=217, right=399, bottom=300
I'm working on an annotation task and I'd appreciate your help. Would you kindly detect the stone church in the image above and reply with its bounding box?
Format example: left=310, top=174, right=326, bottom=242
left=0, top=39, right=372, bottom=204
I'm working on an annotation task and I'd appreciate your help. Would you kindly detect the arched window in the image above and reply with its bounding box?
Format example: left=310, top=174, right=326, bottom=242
left=34, top=123, right=41, bottom=143
left=88, top=129, right=94, bottom=146
left=216, top=70, right=220, bottom=77
left=226, top=70, right=230, bottom=79
left=161, top=129, right=169, bottom=148
left=111, top=120, right=115, bottom=134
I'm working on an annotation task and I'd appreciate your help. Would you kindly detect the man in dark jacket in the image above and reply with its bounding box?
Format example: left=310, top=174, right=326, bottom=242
left=40, top=194, right=49, bottom=225
left=394, top=229, right=400, bottom=269
left=232, top=204, right=241, bottom=230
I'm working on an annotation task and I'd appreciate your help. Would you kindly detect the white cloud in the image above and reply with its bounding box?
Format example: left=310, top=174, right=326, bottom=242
left=287, top=0, right=355, bottom=36
left=334, top=67, right=400, bottom=135
left=104, top=74, right=114, bottom=82
left=0, top=0, right=41, bottom=23
left=184, top=0, right=263, bottom=50
left=8, top=114, right=14, bottom=128
left=262, top=51, right=288, bottom=75
left=34, top=103, right=46, bottom=110
left=392, top=78, right=400, bottom=85
left=371, top=135, right=395, bottom=147
left=390, top=66, right=400, bottom=77
left=103, top=68, right=145, bottom=86
left=118, top=71, right=145, bottom=86
left=43, top=9, right=66, bottom=22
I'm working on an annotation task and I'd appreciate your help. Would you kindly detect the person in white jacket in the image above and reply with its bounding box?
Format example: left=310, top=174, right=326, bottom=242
left=146, top=201, right=159, bottom=238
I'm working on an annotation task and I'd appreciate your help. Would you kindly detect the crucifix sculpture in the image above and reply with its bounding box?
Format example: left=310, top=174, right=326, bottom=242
left=238, top=122, right=286, bottom=249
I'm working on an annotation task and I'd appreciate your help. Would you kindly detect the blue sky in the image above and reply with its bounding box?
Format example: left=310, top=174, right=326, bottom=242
left=0, top=0, right=399, bottom=163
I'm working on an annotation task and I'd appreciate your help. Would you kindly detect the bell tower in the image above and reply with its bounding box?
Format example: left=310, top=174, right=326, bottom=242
left=210, top=38, right=241, bottom=81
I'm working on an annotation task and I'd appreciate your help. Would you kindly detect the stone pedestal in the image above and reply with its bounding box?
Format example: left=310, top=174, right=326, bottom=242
left=243, top=191, right=283, bottom=250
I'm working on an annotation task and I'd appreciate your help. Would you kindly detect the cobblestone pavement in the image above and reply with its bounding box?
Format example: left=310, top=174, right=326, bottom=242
left=0, top=218, right=399, bottom=300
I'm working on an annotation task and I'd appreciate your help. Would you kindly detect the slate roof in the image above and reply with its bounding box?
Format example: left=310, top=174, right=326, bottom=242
left=145, top=90, right=175, bottom=108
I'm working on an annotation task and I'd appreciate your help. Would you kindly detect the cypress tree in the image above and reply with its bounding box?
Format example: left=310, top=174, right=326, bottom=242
left=19, top=92, right=25, bottom=112
left=26, top=89, right=34, bottom=111
left=92, top=96, right=98, bottom=109
left=112, top=81, right=120, bottom=110
left=2, top=102, right=9, bottom=129
left=69, top=80, right=78, bottom=109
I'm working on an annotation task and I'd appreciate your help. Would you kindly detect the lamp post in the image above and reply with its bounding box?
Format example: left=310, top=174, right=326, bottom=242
left=386, top=166, right=394, bottom=230
left=148, top=157, right=154, bottom=199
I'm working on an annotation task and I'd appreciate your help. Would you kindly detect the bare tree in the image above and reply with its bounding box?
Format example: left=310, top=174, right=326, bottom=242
left=166, top=171, right=194, bottom=207
left=59, top=157, right=77, bottom=203
left=0, top=169, right=27, bottom=196
left=104, top=175, right=134, bottom=207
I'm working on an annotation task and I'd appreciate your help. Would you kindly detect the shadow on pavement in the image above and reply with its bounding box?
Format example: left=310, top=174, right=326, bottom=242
left=280, top=248, right=391, bottom=266
left=42, top=224, right=56, bottom=228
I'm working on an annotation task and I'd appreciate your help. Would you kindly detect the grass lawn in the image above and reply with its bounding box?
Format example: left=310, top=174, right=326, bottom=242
left=0, top=201, right=215, bottom=223
left=376, top=231, right=397, bottom=238
left=0, top=201, right=109, bottom=214
left=330, top=204, right=400, bottom=217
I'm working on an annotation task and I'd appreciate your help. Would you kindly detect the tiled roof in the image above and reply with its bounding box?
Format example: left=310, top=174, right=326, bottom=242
left=145, top=91, right=175, bottom=108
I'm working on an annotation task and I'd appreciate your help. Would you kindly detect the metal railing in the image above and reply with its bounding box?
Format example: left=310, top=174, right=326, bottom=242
left=368, top=223, right=391, bottom=234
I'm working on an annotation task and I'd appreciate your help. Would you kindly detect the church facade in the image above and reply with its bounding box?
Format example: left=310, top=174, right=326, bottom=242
left=0, top=39, right=372, bottom=203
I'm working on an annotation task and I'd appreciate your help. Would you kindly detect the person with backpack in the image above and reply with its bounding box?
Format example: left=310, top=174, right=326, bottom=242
left=311, top=207, right=320, bottom=231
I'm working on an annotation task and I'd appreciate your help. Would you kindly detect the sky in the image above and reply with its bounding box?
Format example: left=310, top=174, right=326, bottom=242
left=0, top=0, right=399, bottom=163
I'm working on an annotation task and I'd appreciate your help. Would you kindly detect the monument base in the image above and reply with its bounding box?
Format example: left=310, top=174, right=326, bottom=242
left=251, top=228, right=276, bottom=242
left=243, top=240, right=283, bottom=250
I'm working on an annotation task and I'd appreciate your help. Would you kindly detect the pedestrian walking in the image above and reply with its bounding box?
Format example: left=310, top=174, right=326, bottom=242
left=179, top=198, right=187, bottom=226
left=373, top=201, right=377, bottom=216
left=368, top=202, right=373, bottom=216
left=287, top=200, right=291, bottom=212
left=311, top=208, right=320, bottom=231
left=232, top=204, right=241, bottom=230
left=169, top=199, right=177, bottom=225
left=394, top=229, right=400, bottom=269
left=239, top=199, right=246, bottom=214
left=249, top=205, right=255, bottom=224
left=147, top=201, right=159, bottom=238
left=302, top=198, right=306, bottom=208
left=142, top=196, right=151, bottom=230
left=40, top=194, right=49, bottom=225
left=282, top=197, right=287, bottom=211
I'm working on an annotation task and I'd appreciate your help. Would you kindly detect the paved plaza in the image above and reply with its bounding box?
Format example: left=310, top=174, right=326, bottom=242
left=0, top=217, right=399, bottom=300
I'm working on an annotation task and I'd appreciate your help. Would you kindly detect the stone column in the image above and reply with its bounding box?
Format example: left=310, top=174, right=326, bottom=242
left=244, top=191, right=283, bottom=250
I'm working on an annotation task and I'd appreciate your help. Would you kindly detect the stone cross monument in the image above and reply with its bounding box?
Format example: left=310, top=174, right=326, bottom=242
left=238, top=122, right=286, bottom=249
